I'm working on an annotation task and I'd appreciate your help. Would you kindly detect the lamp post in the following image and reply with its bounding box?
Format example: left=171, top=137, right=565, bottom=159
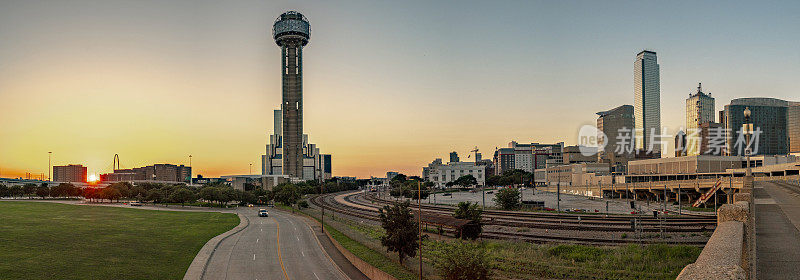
left=743, top=107, right=753, bottom=178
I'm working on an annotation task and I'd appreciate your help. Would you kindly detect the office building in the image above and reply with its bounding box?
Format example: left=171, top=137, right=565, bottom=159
left=543, top=163, right=611, bottom=187
left=221, top=174, right=290, bottom=191
left=596, top=105, right=635, bottom=172
left=53, top=164, right=87, bottom=183
left=675, top=130, right=687, bottom=157
left=262, top=110, right=332, bottom=181
left=492, top=141, right=564, bottom=175
left=685, top=83, right=716, bottom=156
left=273, top=11, right=310, bottom=179
left=449, top=151, right=460, bottom=163
left=721, top=98, right=789, bottom=155
left=562, top=145, right=597, bottom=164
left=698, top=122, right=725, bottom=155
left=633, top=50, right=662, bottom=154
left=790, top=102, right=800, bottom=153
left=101, top=164, right=191, bottom=183
left=424, top=159, right=486, bottom=188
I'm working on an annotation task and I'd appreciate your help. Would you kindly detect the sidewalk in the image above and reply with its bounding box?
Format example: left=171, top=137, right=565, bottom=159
left=755, top=181, right=800, bottom=279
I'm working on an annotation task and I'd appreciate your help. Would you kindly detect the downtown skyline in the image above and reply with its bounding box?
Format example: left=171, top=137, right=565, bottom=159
left=1, top=0, right=800, bottom=179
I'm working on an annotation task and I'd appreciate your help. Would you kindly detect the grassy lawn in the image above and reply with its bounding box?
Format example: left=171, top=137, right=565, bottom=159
left=0, top=201, right=238, bottom=280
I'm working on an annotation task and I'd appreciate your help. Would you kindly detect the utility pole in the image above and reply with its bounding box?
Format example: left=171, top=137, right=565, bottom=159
left=678, top=184, right=681, bottom=216
left=321, top=182, right=325, bottom=233
left=249, top=163, right=253, bottom=175
left=48, top=152, right=52, bottom=182
left=417, top=180, right=422, bottom=280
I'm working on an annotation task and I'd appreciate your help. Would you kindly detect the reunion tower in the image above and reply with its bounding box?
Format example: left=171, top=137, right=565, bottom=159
left=273, top=11, right=310, bottom=178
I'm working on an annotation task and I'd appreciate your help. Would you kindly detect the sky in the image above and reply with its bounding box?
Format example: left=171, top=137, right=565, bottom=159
left=1, top=0, right=799, bottom=179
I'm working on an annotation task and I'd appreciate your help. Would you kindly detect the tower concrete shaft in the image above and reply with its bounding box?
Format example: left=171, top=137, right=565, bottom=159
left=281, top=41, right=304, bottom=178
left=273, top=11, right=310, bottom=179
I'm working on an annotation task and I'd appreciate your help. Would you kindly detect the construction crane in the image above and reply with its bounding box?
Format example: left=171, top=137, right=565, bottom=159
left=466, top=146, right=479, bottom=161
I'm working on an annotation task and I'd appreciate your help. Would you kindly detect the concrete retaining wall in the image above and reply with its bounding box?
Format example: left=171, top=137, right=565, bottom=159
left=323, top=228, right=398, bottom=280
left=677, top=197, right=754, bottom=280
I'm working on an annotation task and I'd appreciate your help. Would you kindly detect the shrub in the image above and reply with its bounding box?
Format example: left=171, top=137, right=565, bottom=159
left=433, top=241, right=491, bottom=280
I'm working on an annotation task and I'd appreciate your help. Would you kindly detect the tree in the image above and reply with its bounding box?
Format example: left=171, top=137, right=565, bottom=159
left=493, top=187, right=521, bottom=210
left=36, top=184, right=50, bottom=199
left=273, top=183, right=300, bottom=206
left=0, top=184, right=9, bottom=198
left=379, top=201, right=423, bottom=264
left=169, top=188, right=196, bottom=206
left=100, top=187, right=122, bottom=202
left=108, top=182, right=133, bottom=198
left=453, top=175, right=478, bottom=188
left=389, top=174, right=408, bottom=189
left=145, top=188, right=164, bottom=204
left=9, top=185, right=23, bottom=199
left=23, top=183, right=37, bottom=197
left=485, top=175, right=502, bottom=187
left=433, top=241, right=491, bottom=280
left=453, top=202, right=483, bottom=239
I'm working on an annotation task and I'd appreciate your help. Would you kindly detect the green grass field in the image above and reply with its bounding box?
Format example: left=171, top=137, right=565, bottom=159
left=0, top=201, right=239, bottom=280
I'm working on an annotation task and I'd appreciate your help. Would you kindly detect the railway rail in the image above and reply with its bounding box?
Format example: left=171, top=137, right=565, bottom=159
left=309, top=191, right=709, bottom=246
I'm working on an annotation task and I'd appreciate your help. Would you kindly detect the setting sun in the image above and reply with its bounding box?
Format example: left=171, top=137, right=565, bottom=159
left=87, top=174, right=98, bottom=182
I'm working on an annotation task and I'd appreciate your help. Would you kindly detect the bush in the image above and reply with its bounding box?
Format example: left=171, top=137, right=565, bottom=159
left=493, top=187, right=521, bottom=210
left=298, top=200, right=309, bottom=209
left=453, top=202, right=482, bottom=240
left=433, top=241, right=491, bottom=280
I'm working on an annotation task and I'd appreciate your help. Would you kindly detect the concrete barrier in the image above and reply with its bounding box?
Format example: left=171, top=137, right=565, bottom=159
left=677, top=201, right=752, bottom=280
left=323, top=228, right=398, bottom=280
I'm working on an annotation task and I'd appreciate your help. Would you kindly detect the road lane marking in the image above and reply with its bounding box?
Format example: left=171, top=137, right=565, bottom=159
left=256, top=238, right=259, bottom=243
left=260, top=228, right=263, bottom=232
left=253, top=254, right=256, bottom=260
left=296, top=236, right=300, bottom=241
left=276, top=217, right=290, bottom=280
left=313, top=272, right=320, bottom=280
left=301, top=251, right=305, bottom=256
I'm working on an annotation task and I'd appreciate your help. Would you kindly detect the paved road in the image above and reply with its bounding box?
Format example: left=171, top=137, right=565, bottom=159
left=755, top=181, right=800, bottom=279
left=203, top=208, right=356, bottom=280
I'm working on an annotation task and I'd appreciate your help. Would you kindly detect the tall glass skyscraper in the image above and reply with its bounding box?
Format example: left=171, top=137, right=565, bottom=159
left=721, top=98, right=789, bottom=155
left=633, top=50, right=661, bottom=154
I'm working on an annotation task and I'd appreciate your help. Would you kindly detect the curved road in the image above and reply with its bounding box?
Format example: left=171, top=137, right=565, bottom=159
left=202, top=208, right=354, bottom=280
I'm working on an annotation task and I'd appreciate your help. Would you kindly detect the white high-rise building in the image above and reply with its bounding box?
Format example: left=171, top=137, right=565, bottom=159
left=634, top=50, right=661, bottom=154
left=685, top=83, right=715, bottom=156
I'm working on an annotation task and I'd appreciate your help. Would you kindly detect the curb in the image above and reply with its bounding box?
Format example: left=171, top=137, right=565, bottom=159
left=183, top=212, right=249, bottom=280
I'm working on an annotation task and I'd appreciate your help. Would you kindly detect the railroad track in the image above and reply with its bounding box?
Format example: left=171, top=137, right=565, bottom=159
left=310, top=192, right=709, bottom=246
left=347, top=192, right=715, bottom=232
